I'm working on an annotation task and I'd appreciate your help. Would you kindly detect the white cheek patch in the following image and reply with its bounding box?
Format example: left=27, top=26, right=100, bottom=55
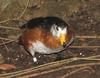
left=50, top=24, right=68, bottom=38
left=58, top=28, right=67, bottom=35
left=63, top=28, right=67, bottom=34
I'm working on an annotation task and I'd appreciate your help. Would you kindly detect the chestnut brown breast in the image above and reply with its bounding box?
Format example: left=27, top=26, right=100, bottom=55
left=20, top=27, right=61, bottom=49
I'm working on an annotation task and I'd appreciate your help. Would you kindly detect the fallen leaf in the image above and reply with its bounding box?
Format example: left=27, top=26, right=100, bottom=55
left=0, top=64, right=16, bottom=71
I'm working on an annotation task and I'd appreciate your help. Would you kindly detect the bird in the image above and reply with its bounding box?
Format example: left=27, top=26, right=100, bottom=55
left=19, top=16, right=74, bottom=62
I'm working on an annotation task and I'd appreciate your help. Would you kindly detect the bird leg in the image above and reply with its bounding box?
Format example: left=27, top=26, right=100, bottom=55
left=28, top=47, right=37, bottom=62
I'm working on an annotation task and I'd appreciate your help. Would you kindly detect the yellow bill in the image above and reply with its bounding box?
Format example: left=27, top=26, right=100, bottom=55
left=60, top=33, right=66, bottom=45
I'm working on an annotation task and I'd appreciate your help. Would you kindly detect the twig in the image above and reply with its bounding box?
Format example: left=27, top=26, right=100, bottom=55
left=0, top=19, right=10, bottom=24
left=16, top=0, right=30, bottom=20
left=0, top=2, right=10, bottom=15
left=70, top=46, right=100, bottom=48
left=0, top=37, right=15, bottom=41
left=77, top=57, right=100, bottom=61
left=60, top=66, right=94, bottom=78
left=74, top=56, right=100, bottom=61
left=0, top=26, right=20, bottom=30
left=86, top=55, right=100, bottom=59
left=1, top=40, right=9, bottom=53
left=0, top=40, right=17, bottom=46
left=75, top=36, right=100, bottom=39
left=0, top=36, right=18, bottom=46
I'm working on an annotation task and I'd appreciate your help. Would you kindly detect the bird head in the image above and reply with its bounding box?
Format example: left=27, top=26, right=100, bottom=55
left=50, top=24, right=68, bottom=45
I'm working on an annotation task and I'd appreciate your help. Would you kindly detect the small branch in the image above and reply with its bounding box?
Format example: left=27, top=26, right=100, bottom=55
left=0, top=2, right=10, bottom=15
left=60, top=66, right=94, bottom=78
left=16, top=0, right=30, bottom=20
left=77, top=57, right=100, bottom=61
left=0, top=19, right=10, bottom=24
left=86, top=55, right=100, bottom=59
left=0, top=37, right=14, bottom=41
left=0, top=40, right=17, bottom=46
left=75, top=35, right=100, bottom=39
left=0, top=26, right=20, bottom=30
left=1, top=40, right=9, bottom=53
left=70, top=46, right=100, bottom=48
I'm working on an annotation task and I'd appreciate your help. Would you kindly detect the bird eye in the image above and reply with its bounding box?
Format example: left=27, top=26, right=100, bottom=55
left=56, top=26, right=59, bottom=30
